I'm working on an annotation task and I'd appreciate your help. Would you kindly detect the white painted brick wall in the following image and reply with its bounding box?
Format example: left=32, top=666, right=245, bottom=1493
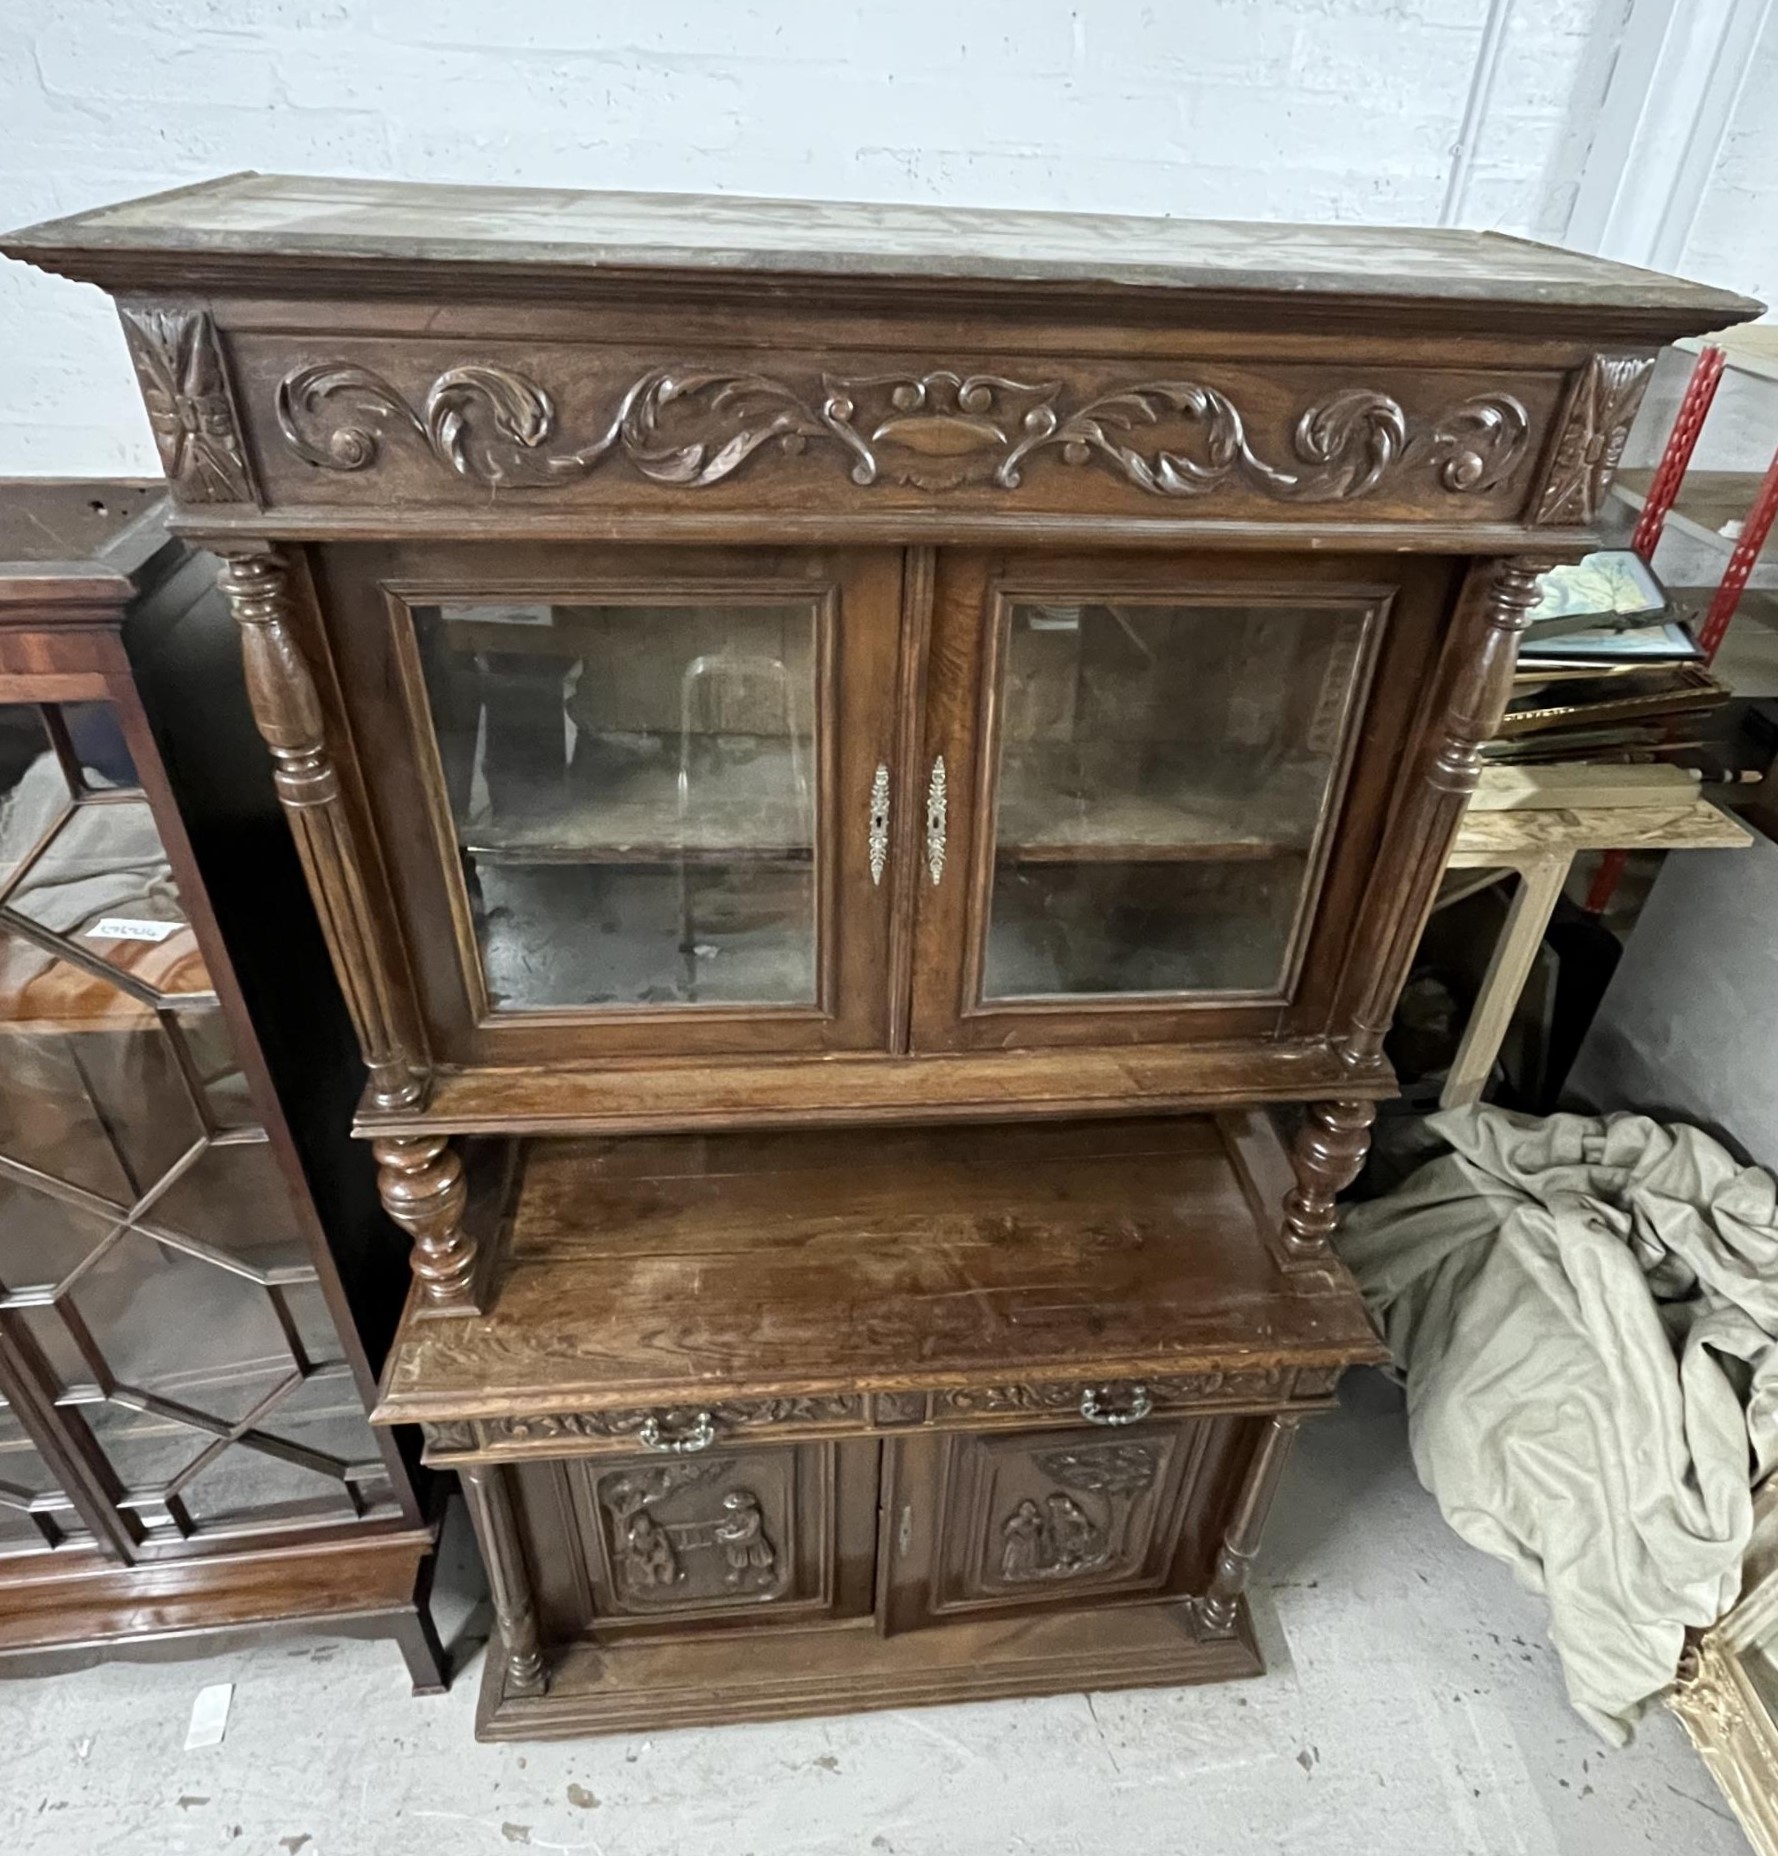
left=0, top=0, right=1627, bottom=475
left=1682, top=2, right=1778, bottom=317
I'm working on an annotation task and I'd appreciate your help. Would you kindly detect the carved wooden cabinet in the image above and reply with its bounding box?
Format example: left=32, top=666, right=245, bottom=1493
left=0, top=483, right=440, bottom=1686
left=6, top=176, right=1751, bottom=1736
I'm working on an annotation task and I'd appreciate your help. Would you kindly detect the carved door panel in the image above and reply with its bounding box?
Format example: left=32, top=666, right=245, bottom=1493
left=525, top=1439, right=878, bottom=1641
left=909, top=549, right=1454, bottom=1051
left=880, top=1419, right=1226, bottom=1634
left=309, top=542, right=917, bottom=1067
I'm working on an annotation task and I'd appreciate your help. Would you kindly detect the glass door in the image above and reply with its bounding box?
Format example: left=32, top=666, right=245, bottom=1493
left=910, top=551, right=1447, bottom=1051
left=313, top=545, right=910, bottom=1066
left=0, top=694, right=397, bottom=1557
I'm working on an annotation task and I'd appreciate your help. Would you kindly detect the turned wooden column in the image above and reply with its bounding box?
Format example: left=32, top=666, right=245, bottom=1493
left=1280, top=554, right=1554, bottom=1258
left=218, top=545, right=487, bottom=1316
left=1282, top=1100, right=1379, bottom=1257
left=461, top=1463, right=547, bottom=1698
left=217, top=545, right=424, bottom=1111
left=1198, top=1415, right=1303, bottom=1636
left=372, top=1133, right=485, bottom=1314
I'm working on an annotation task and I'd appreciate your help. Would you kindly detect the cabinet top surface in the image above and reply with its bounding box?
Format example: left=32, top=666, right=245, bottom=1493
left=4, top=171, right=1760, bottom=327
left=377, top=1115, right=1383, bottom=1422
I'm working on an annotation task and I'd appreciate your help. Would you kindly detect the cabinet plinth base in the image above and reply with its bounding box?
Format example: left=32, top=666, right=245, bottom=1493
left=474, top=1597, right=1262, bottom=1740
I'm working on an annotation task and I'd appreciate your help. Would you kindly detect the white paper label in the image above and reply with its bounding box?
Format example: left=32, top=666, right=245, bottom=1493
left=435, top=601, right=554, bottom=627
left=184, top=1682, right=233, bottom=1750
left=87, top=917, right=182, bottom=944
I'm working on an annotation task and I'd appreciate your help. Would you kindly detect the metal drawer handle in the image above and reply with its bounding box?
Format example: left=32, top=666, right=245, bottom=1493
left=925, top=756, right=948, bottom=886
left=638, top=1410, right=718, bottom=1454
left=1079, top=1384, right=1152, bottom=1427
left=868, top=762, right=891, bottom=886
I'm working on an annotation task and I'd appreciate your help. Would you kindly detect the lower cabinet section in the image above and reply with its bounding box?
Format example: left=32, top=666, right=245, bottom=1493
left=467, top=1409, right=1290, bottom=1738
left=511, top=1440, right=878, bottom=1642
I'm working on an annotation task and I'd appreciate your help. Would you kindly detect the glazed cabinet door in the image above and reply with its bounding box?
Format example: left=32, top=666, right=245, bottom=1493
left=879, top=1417, right=1243, bottom=1634
left=309, top=544, right=913, bottom=1066
left=909, top=550, right=1451, bottom=1050
left=0, top=688, right=400, bottom=1555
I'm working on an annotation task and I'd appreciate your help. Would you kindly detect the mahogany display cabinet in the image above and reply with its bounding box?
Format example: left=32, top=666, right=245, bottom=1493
left=5, top=176, right=1754, bottom=1737
left=0, top=483, right=441, bottom=1689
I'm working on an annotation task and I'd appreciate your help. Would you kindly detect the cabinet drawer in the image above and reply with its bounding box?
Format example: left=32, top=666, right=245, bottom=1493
left=509, top=1438, right=878, bottom=1644
left=879, top=1416, right=1247, bottom=1634
left=418, top=1365, right=1347, bottom=1467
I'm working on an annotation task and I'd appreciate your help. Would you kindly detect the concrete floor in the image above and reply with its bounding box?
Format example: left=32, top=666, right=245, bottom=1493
left=0, top=1374, right=1748, bottom=1856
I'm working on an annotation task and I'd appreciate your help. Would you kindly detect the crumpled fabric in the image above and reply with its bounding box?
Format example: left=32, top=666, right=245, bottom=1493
left=1337, top=1102, right=1778, bottom=1742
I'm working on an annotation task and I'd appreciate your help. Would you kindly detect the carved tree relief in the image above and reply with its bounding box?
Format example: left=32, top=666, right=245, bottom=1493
left=598, top=1463, right=782, bottom=1605
left=276, top=357, right=1531, bottom=505
left=995, top=1442, right=1161, bottom=1586
left=121, top=307, right=257, bottom=503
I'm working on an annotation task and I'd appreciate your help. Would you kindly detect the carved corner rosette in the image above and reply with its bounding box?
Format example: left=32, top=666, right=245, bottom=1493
left=275, top=354, right=1534, bottom=507
left=1532, top=352, right=1655, bottom=526
left=120, top=305, right=258, bottom=504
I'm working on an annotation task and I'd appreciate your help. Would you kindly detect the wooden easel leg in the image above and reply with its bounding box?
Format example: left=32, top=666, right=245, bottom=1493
left=1441, top=852, right=1573, bottom=1109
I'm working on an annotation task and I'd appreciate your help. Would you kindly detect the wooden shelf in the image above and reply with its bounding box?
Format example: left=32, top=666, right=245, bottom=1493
left=376, top=1112, right=1383, bottom=1425
left=458, top=739, right=813, bottom=866
left=355, top=1038, right=1395, bottom=1140
left=459, top=750, right=1320, bottom=871
left=1613, top=468, right=1778, bottom=566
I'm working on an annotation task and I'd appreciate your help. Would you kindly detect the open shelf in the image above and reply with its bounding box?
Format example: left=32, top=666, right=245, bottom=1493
left=458, top=734, right=813, bottom=867
left=376, top=1113, right=1383, bottom=1425
left=1613, top=468, right=1778, bottom=567
left=994, top=748, right=1324, bottom=868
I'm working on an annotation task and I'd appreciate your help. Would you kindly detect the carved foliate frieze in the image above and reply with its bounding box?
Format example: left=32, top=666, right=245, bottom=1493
left=274, top=356, right=1534, bottom=506
left=1291, top=1365, right=1347, bottom=1399
left=1532, top=353, right=1654, bottom=526
left=934, top=1370, right=1289, bottom=1422
left=461, top=1394, right=864, bottom=1451
left=120, top=307, right=257, bottom=503
left=872, top=1390, right=929, bottom=1427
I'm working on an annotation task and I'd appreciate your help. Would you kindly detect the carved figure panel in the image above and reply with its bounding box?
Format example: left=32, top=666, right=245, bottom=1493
left=583, top=1447, right=815, bottom=1619
left=267, top=350, right=1542, bottom=512
left=931, top=1425, right=1202, bottom=1614
left=597, top=1461, right=782, bottom=1605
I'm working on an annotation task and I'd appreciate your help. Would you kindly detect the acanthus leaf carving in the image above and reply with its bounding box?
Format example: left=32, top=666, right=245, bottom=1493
left=274, top=357, right=1534, bottom=506
left=1533, top=353, right=1654, bottom=526
left=122, top=307, right=257, bottom=504
left=1431, top=393, right=1531, bottom=493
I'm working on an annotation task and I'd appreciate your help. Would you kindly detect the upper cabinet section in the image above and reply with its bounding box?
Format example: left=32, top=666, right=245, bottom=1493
left=4, top=176, right=1759, bottom=545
